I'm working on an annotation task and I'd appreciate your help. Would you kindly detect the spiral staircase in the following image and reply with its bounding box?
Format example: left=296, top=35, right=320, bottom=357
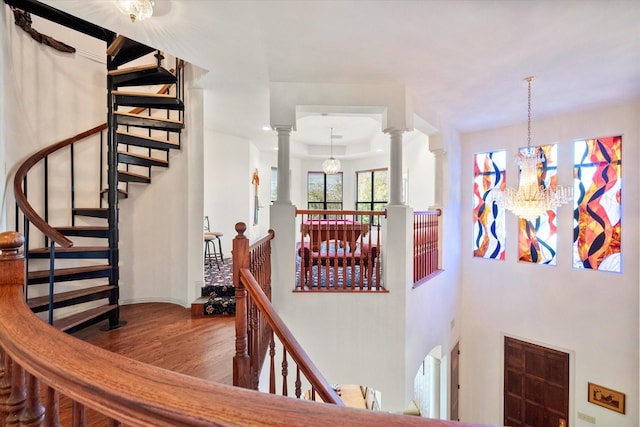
left=10, top=0, right=185, bottom=333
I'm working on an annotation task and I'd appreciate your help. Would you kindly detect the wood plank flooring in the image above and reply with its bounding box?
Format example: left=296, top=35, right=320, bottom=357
left=50, top=302, right=236, bottom=426
left=72, top=302, right=236, bottom=385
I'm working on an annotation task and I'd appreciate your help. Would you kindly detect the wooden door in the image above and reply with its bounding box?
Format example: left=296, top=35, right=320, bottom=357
left=450, top=342, right=460, bottom=421
left=504, top=337, right=569, bottom=427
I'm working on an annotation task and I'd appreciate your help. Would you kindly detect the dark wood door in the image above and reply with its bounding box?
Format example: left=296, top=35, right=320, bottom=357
left=504, top=337, right=569, bottom=427
left=450, top=342, right=460, bottom=421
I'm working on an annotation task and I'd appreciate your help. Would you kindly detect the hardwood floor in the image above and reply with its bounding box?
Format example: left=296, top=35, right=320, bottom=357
left=72, top=302, right=236, bottom=385
left=48, top=303, right=236, bottom=425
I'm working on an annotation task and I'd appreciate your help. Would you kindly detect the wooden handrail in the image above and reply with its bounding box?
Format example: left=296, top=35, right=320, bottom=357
left=238, top=268, right=344, bottom=406
left=0, top=231, right=486, bottom=426
left=13, top=123, right=108, bottom=248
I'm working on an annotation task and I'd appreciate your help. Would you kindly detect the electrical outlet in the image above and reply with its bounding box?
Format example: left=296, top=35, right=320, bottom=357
left=577, top=412, right=596, bottom=424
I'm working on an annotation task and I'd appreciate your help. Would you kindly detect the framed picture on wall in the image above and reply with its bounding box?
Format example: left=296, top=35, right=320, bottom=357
left=588, top=382, right=625, bottom=414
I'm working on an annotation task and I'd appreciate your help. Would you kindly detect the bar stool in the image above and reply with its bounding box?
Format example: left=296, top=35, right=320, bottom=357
left=204, top=216, right=224, bottom=269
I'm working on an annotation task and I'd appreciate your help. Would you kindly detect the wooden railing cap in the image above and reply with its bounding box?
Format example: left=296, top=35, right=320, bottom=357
left=0, top=232, right=24, bottom=260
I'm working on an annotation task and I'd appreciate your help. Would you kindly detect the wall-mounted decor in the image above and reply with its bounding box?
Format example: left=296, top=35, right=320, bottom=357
left=473, top=150, right=506, bottom=260
left=518, top=144, right=559, bottom=265
left=573, top=136, right=622, bottom=272
left=588, top=382, right=625, bottom=414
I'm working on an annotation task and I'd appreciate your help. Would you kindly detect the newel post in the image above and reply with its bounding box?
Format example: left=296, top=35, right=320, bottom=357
left=0, top=233, right=26, bottom=426
left=232, top=223, right=251, bottom=389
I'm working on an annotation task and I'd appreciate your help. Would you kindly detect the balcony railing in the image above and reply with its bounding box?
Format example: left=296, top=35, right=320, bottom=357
left=295, top=209, right=385, bottom=292
left=413, top=209, right=442, bottom=286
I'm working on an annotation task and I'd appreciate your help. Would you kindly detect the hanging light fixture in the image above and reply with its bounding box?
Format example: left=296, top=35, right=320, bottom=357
left=322, top=127, right=341, bottom=175
left=115, top=0, right=155, bottom=23
left=494, top=76, right=572, bottom=221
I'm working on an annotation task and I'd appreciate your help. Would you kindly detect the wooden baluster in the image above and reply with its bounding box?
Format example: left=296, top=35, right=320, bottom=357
left=5, top=363, right=26, bottom=427
left=268, top=334, right=276, bottom=394
left=0, top=356, right=13, bottom=426
left=295, top=367, right=302, bottom=399
left=281, top=349, right=288, bottom=397
left=19, top=373, right=44, bottom=427
left=250, top=300, right=259, bottom=389
left=43, top=386, right=60, bottom=427
left=232, top=223, right=251, bottom=389
left=107, top=419, right=122, bottom=427
left=71, top=401, right=85, bottom=427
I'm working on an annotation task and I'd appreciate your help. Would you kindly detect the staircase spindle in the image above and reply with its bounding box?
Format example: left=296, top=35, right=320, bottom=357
left=5, top=361, right=26, bottom=427
left=281, top=349, right=288, bottom=397
left=44, top=386, right=61, bottom=427
left=0, top=355, right=12, bottom=425
left=71, top=401, right=85, bottom=427
left=43, top=157, right=49, bottom=248
left=295, top=367, right=302, bottom=399
left=269, top=335, right=276, bottom=395
left=19, top=373, right=45, bottom=427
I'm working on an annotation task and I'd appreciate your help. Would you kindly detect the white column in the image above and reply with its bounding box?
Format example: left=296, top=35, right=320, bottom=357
left=387, top=128, right=404, bottom=206
left=275, top=126, right=292, bottom=205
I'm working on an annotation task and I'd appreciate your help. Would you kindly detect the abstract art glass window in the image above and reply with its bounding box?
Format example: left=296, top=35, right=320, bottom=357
left=518, top=144, right=558, bottom=265
left=473, top=150, right=506, bottom=260
left=573, top=136, right=622, bottom=272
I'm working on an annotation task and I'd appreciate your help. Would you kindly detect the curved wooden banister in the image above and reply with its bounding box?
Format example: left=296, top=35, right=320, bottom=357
left=238, top=268, right=343, bottom=406
left=0, top=233, right=481, bottom=426
left=13, top=123, right=108, bottom=248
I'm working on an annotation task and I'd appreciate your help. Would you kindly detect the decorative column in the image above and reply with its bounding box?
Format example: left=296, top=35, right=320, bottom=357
left=386, top=128, right=404, bottom=206
left=431, top=149, right=445, bottom=208
left=275, top=126, right=292, bottom=205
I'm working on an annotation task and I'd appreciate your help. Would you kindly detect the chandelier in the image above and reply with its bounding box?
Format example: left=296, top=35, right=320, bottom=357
left=495, top=77, right=572, bottom=221
left=322, top=127, right=341, bottom=174
left=115, top=0, right=155, bottom=23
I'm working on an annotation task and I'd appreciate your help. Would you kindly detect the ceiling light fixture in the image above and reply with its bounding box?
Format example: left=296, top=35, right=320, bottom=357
left=322, top=127, right=341, bottom=175
left=115, top=0, right=154, bottom=23
left=494, top=76, right=572, bottom=221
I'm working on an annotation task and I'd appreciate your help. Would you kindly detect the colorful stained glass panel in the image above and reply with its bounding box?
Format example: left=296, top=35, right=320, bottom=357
left=473, top=151, right=506, bottom=260
left=518, top=145, right=558, bottom=265
left=573, top=136, right=622, bottom=272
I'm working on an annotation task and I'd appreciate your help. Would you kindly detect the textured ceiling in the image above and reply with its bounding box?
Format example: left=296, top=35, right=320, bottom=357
left=41, top=0, right=640, bottom=156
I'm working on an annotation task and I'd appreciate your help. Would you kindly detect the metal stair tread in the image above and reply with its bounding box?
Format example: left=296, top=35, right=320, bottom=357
left=72, top=207, right=108, bottom=218
left=108, top=63, right=158, bottom=76
left=118, top=151, right=169, bottom=167
left=118, top=170, right=151, bottom=184
left=28, top=265, right=111, bottom=281
left=27, top=285, right=116, bottom=311
left=116, top=130, right=180, bottom=147
left=28, top=246, right=110, bottom=259
left=112, top=90, right=177, bottom=99
left=115, top=111, right=183, bottom=126
left=53, top=304, right=117, bottom=333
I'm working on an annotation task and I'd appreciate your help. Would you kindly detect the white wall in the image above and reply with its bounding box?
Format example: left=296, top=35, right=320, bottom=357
left=460, top=100, right=640, bottom=426
left=2, top=14, right=106, bottom=232
left=203, top=130, right=252, bottom=252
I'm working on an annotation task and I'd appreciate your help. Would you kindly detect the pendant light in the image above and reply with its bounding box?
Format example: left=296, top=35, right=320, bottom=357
left=322, top=127, right=341, bottom=174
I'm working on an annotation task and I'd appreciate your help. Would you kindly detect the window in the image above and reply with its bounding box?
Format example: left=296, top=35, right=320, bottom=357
left=518, top=144, right=558, bottom=265
left=473, top=150, right=506, bottom=260
left=573, top=136, right=621, bottom=272
left=307, top=172, right=343, bottom=213
left=356, top=169, right=388, bottom=225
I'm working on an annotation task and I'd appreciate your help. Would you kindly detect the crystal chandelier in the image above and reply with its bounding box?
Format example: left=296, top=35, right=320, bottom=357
left=115, top=0, right=155, bottom=23
left=495, top=77, right=572, bottom=221
left=322, top=127, right=341, bottom=174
